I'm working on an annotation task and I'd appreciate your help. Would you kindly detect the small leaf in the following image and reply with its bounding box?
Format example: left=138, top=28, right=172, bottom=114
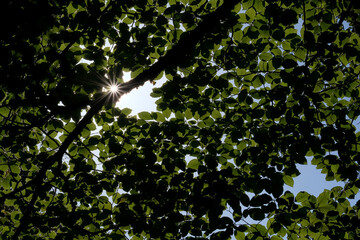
left=131, top=67, right=143, bottom=79
left=10, top=165, right=20, bottom=174
left=296, top=191, right=310, bottom=202
left=163, top=108, right=171, bottom=118
left=0, top=107, right=10, bottom=117
left=150, top=88, right=163, bottom=98
left=235, top=231, right=245, bottom=240
left=283, top=175, right=294, bottom=187
left=66, top=3, right=77, bottom=15
left=64, top=122, right=76, bottom=133
left=259, top=52, right=272, bottom=61
left=138, top=111, right=152, bottom=120
left=87, top=122, right=96, bottom=131
left=237, top=141, right=247, bottom=151
left=123, top=17, right=133, bottom=24
left=175, top=111, right=184, bottom=120
left=203, top=117, right=214, bottom=126
left=271, top=56, right=283, bottom=68
left=187, top=159, right=200, bottom=170
left=121, top=108, right=132, bottom=116
left=326, top=114, right=337, bottom=124
left=211, top=109, right=222, bottom=119
left=234, top=30, right=243, bottom=43
left=294, top=48, right=306, bottom=61
left=317, top=191, right=330, bottom=208
left=185, top=108, right=192, bottom=119
left=152, top=112, right=165, bottom=122
left=81, top=127, right=90, bottom=138
left=246, top=8, right=256, bottom=21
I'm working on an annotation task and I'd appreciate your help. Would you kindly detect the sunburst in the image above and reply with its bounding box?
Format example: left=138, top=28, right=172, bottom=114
left=75, top=63, right=134, bottom=106
left=83, top=64, right=124, bottom=105
left=109, top=84, right=119, bottom=93
left=101, top=76, right=123, bottom=104
left=103, top=82, right=121, bottom=95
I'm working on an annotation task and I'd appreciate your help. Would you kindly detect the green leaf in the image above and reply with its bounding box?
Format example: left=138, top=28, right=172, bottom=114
left=175, top=111, right=184, bottom=120
left=138, top=111, right=152, bottom=120
left=252, top=75, right=264, bottom=88
left=235, top=231, right=245, bottom=240
left=64, top=122, right=77, bottom=133
left=283, top=175, right=294, bottom=187
left=317, top=191, right=330, bottom=208
left=0, top=107, right=10, bottom=117
left=326, top=114, right=337, bottom=125
left=152, top=112, right=165, bottom=122
left=163, top=108, right=171, bottom=118
left=211, top=109, right=222, bottom=119
left=184, top=108, right=192, bottom=119
left=203, top=117, right=214, bottom=126
left=187, top=159, right=200, bottom=170
left=87, top=122, right=96, bottom=131
left=246, top=8, right=256, bottom=22
left=234, top=30, right=243, bottom=43
left=81, top=127, right=90, bottom=138
left=10, top=165, right=20, bottom=174
left=131, top=67, right=143, bottom=79
left=296, top=191, right=310, bottom=203
left=123, top=17, right=133, bottom=24
left=121, top=108, right=132, bottom=116
left=66, top=3, right=77, bottom=15
left=294, top=48, right=306, bottom=61
left=259, top=52, right=272, bottom=61
left=150, top=88, right=163, bottom=98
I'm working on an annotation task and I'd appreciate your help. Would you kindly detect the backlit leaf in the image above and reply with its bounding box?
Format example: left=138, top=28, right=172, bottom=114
left=138, top=111, right=152, bottom=120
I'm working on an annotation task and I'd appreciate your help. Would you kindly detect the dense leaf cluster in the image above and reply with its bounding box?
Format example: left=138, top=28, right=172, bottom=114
left=1, top=0, right=360, bottom=239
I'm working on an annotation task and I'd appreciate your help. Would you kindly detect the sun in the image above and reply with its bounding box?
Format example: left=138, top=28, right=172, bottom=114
left=103, top=83, right=120, bottom=94
left=109, top=84, right=119, bottom=93
left=100, top=83, right=122, bottom=104
left=95, top=69, right=133, bottom=104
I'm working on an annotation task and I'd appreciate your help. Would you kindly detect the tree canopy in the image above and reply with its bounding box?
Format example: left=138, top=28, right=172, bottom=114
left=1, top=0, right=360, bottom=239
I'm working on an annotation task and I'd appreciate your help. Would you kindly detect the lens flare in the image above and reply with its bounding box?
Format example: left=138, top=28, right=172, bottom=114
left=87, top=65, right=130, bottom=105
left=109, top=84, right=119, bottom=93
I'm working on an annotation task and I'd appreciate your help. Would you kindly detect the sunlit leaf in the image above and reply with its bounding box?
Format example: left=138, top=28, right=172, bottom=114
left=138, top=111, right=152, bottom=120
left=187, top=159, right=200, bottom=170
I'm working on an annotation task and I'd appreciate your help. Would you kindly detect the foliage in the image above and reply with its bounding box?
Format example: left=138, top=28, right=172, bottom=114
left=1, top=0, right=360, bottom=239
